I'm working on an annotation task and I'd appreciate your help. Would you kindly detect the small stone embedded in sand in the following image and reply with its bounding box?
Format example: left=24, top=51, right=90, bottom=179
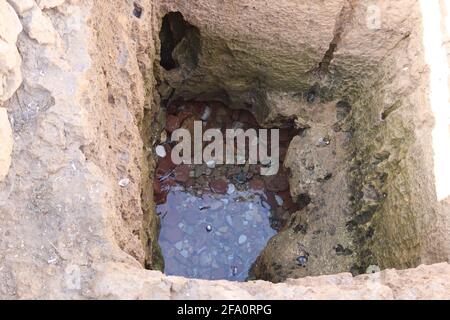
left=155, top=145, right=167, bottom=158
left=366, top=265, right=381, bottom=274
left=227, top=183, right=236, bottom=194
left=238, top=235, right=247, bottom=244
left=206, top=159, right=216, bottom=169
left=118, top=178, right=130, bottom=187
left=165, top=114, right=181, bottom=133
left=275, top=195, right=284, bottom=206
left=200, top=105, right=212, bottom=120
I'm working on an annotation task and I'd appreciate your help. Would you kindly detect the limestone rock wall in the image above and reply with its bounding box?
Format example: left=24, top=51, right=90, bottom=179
left=0, top=0, right=449, bottom=299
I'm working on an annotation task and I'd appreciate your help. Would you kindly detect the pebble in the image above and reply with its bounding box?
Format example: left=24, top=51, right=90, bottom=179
left=275, top=195, right=284, bottom=206
left=206, top=225, right=213, bottom=232
left=175, top=241, right=183, bottom=251
left=218, top=226, right=229, bottom=233
left=249, top=178, right=265, bottom=190
left=210, top=180, right=228, bottom=194
left=297, top=253, right=309, bottom=267
left=155, top=145, right=167, bottom=158
left=307, top=92, right=315, bottom=103
left=206, top=159, right=216, bottom=168
left=232, top=121, right=244, bottom=129
left=366, top=265, right=381, bottom=274
left=235, top=171, right=247, bottom=184
left=180, top=250, right=189, bottom=258
left=201, top=106, right=212, bottom=121
left=261, top=200, right=271, bottom=210
left=118, top=178, right=130, bottom=187
left=238, top=235, right=247, bottom=244
left=316, top=137, right=331, bottom=147
left=160, top=130, right=168, bottom=143
left=165, top=115, right=181, bottom=133
left=227, top=183, right=236, bottom=194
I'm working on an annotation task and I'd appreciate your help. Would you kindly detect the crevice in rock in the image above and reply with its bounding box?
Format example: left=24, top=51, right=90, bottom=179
left=381, top=101, right=402, bottom=120
left=159, top=12, right=200, bottom=71
left=316, top=1, right=354, bottom=75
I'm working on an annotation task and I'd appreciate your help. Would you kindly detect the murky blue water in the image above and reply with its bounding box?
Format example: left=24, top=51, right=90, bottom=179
left=158, top=186, right=276, bottom=281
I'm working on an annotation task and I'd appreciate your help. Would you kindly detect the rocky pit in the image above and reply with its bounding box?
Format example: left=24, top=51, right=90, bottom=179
left=1, top=0, right=450, bottom=299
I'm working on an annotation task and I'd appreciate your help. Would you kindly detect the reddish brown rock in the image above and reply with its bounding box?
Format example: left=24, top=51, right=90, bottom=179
left=153, top=179, right=162, bottom=195
left=154, top=190, right=167, bottom=205
left=156, top=156, right=175, bottom=177
left=265, top=192, right=279, bottom=209
left=174, top=165, right=191, bottom=183
left=166, top=115, right=181, bottom=133
left=249, top=178, right=265, bottom=190
left=264, top=172, right=289, bottom=192
left=278, top=190, right=298, bottom=212
left=178, top=108, right=194, bottom=122
left=209, top=179, right=228, bottom=194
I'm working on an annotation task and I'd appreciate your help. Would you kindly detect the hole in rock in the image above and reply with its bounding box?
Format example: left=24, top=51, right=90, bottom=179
left=133, top=3, right=143, bottom=19
left=159, top=12, right=199, bottom=71
left=153, top=100, right=301, bottom=281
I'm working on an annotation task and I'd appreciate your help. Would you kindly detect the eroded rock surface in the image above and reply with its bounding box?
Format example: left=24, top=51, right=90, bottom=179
left=0, top=0, right=449, bottom=299
left=0, top=108, right=13, bottom=181
left=0, top=1, right=22, bottom=103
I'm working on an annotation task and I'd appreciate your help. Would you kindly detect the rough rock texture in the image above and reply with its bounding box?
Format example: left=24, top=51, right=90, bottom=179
left=90, top=262, right=450, bottom=300
left=7, top=0, right=34, bottom=15
left=251, top=100, right=356, bottom=282
left=158, top=0, right=345, bottom=110
left=0, top=0, right=449, bottom=299
left=21, top=6, right=59, bottom=45
left=0, top=0, right=23, bottom=103
left=0, top=108, right=13, bottom=181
